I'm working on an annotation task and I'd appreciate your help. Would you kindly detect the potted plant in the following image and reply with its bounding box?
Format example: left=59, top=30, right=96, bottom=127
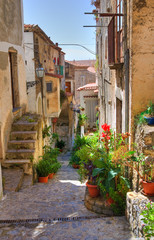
left=35, top=160, right=51, bottom=183
left=56, top=139, right=65, bottom=152
left=144, top=102, right=154, bottom=125
left=140, top=156, right=154, bottom=196
left=91, top=124, right=132, bottom=214
left=77, top=133, right=101, bottom=197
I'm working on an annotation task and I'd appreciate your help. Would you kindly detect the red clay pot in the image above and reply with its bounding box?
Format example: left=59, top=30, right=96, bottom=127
left=72, top=164, right=80, bottom=169
left=142, top=181, right=154, bottom=196
left=106, top=193, right=115, bottom=205
left=38, top=176, right=48, bottom=183
left=48, top=173, right=54, bottom=179
left=86, top=182, right=100, bottom=198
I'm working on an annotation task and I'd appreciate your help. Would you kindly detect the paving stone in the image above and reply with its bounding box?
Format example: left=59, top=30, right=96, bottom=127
left=0, top=152, right=135, bottom=239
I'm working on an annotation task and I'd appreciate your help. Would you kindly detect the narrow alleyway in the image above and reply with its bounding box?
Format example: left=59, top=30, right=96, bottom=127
left=0, top=153, right=135, bottom=240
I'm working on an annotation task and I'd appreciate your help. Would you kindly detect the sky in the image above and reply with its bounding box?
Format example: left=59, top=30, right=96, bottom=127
left=23, top=0, right=96, bottom=61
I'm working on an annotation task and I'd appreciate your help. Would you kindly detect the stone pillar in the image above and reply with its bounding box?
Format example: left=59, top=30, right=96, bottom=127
left=0, top=163, right=3, bottom=200
left=126, top=192, right=150, bottom=238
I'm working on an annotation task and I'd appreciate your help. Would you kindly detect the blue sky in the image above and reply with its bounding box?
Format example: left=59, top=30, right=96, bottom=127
left=23, top=0, right=96, bottom=60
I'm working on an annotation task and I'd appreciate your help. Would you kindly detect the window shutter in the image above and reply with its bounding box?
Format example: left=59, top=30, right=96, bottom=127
left=108, top=17, right=115, bottom=65
left=46, top=82, right=52, bottom=92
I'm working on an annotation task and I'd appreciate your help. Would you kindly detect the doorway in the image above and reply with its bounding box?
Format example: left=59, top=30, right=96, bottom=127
left=116, top=98, right=122, bottom=133
left=9, top=51, right=20, bottom=109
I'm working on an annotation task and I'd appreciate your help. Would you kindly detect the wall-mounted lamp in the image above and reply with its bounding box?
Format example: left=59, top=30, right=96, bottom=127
left=36, top=65, right=44, bottom=78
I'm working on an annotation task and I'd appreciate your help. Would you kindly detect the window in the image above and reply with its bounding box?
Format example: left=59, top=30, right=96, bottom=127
left=46, top=82, right=52, bottom=92
left=108, top=0, right=123, bottom=66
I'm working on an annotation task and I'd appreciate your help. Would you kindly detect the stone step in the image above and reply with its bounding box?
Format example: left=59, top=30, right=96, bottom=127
left=3, top=159, right=31, bottom=164
left=8, top=140, right=35, bottom=149
left=12, top=122, right=38, bottom=131
left=6, top=149, right=35, bottom=159
left=20, top=174, right=33, bottom=191
left=10, top=131, right=37, bottom=140
left=2, top=168, right=24, bottom=192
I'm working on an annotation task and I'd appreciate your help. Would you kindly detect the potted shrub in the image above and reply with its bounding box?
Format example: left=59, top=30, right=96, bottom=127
left=139, top=156, right=154, bottom=196
left=77, top=133, right=101, bottom=197
left=35, top=160, right=51, bottom=183
left=144, top=102, right=154, bottom=125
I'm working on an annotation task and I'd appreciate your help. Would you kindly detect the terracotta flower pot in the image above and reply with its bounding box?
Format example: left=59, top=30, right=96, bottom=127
left=72, top=164, right=80, bottom=169
left=86, top=181, right=100, bottom=198
left=142, top=181, right=154, bottom=196
left=48, top=173, right=54, bottom=179
left=38, top=176, right=48, bottom=183
left=106, top=193, right=114, bottom=205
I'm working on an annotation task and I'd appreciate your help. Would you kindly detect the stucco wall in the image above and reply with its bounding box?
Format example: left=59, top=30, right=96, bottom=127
left=45, top=76, right=60, bottom=117
left=0, top=0, right=22, bottom=45
left=0, top=0, right=27, bottom=159
left=130, top=0, right=154, bottom=123
left=24, top=32, right=36, bottom=113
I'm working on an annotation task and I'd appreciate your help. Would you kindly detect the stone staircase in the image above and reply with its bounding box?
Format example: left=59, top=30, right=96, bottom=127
left=2, top=114, right=42, bottom=192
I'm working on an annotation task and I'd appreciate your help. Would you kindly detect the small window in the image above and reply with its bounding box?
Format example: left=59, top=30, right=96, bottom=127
left=46, top=82, right=52, bottom=92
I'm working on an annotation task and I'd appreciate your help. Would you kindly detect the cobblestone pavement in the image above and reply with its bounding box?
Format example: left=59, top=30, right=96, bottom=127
left=0, top=152, right=136, bottom=239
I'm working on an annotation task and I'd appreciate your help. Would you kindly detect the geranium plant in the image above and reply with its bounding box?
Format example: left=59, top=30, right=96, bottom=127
left=92, top=123, right=133, bottom=215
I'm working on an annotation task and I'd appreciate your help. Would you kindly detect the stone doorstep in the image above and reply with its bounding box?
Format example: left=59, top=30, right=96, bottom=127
left=2, top=168, right=24, bottom=192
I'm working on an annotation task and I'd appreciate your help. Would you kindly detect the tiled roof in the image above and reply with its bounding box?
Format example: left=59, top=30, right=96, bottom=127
left=24, top=24, right=62, bottom=51
left=77, top=83, right=98, bottom=91
left=65, top=60, right=96, bottom=68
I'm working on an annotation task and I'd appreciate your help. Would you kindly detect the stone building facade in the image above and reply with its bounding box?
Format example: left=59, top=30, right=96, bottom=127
left=0, top=0, right=28, bottom=160
left=24, top=25, right=65, bottom=129
left=93, top=0, right=154, bottom=139
left=0, top=0, right=28, bottom=198
left=65, top=60, right=96, bottom=106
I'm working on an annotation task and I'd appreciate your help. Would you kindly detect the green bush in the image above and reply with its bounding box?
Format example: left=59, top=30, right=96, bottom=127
left=35, top=160, right=51, bottom=177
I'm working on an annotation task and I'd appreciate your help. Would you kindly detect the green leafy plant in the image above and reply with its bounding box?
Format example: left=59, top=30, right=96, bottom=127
left=140, top=202, right=154, bottom=240
left=42, top=125, right=51, bottom=139
left=134, top=101, right=154, bottom=127
left=146, top=101, right=154, bottom=117
left=35, top=160, right=51, bottom=177
left=78, top=113, right=88, bottom=126
left=76, top=133, right=102, bottom=184
left=56, top=139, right=65, bottom=150
left=69, top=135, right=88, bottom=166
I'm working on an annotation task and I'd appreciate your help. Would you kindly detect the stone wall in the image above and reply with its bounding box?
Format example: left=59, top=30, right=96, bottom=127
left=126, top=192, right=151, bottom=238
left=133, top=124, right=154, bottom=190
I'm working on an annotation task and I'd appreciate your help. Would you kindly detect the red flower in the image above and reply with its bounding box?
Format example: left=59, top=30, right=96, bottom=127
left=101, top=123, right=110, bottom=132
left=102, top=132, right=107, bottom=138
